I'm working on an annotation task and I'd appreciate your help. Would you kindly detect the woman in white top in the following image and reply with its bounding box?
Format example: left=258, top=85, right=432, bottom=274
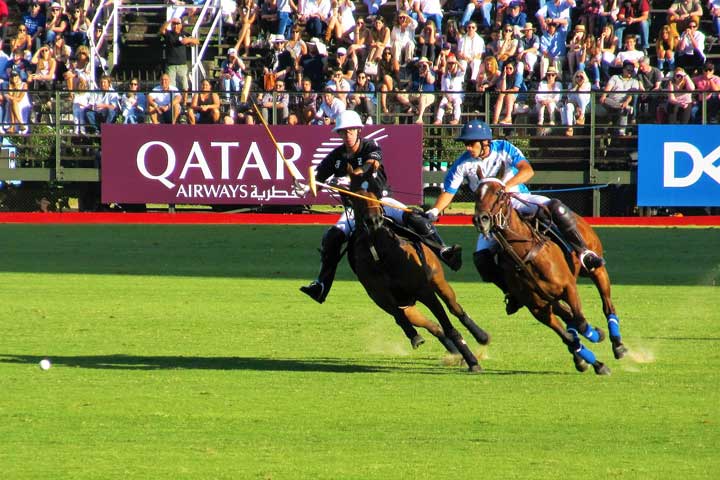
left=4, top=71, right=33, bottom=135
left=325, top=0, right=356, bottom=43
left=390, top=10, right=417, bottom=65
left=535, top=66, right=562, bottom=128
left=562, top=70, right=592, bottom=136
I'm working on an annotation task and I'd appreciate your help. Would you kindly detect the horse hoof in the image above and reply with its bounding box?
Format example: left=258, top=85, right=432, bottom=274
left=573, top=353, right=589, bottom=372
left=593, top=361, right=611, bottom=376
left=468, top=364, right=483, bottom=373
left=476, top=330, right=491, bottom=346
left=612, top=341, right=628, bottom=360
left=410, top=335, right=426, bottom=349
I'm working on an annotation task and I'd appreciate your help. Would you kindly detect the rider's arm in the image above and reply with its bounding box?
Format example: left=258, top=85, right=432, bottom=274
left=431, top=191, right=456, bottom=213
left=505, top=160, right=535, bottom=189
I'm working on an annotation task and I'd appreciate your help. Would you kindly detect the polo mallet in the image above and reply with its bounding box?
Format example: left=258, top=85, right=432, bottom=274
left=252, top=100, right=299, bottom=180
left=308, top=166, right=412, bottom=213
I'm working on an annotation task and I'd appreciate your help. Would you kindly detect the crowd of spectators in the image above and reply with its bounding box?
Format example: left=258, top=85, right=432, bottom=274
left=4, top=0, right=720, bottom=135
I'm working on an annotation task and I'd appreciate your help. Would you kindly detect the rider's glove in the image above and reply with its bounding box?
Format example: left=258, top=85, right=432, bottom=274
left=293, top=180, right=310, bottom=197
left=424, top=207, right=440, bottom=222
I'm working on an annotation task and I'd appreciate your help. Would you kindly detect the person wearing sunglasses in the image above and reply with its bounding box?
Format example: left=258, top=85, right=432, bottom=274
left=561, top=70, right=591, bottom=136
left=535, top=65, right=561, bottom=132
left=45, top=2, right=69, bottom=44
left=676, top=20, right=706, bottom=72
left=457, top=22, right=485, bottom=84
left=667, top=67, right=696, bottom=124
left=599, top=60, right=641, bottom=136
left=120, top=78, right=147, bottom=124
left=691, top=61, right=720, bottom=122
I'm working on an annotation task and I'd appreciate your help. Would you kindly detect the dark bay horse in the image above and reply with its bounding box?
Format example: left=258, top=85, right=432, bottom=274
left=472, top=169, right=627, bottom=375
left=346, top=170, right=490, bottom=372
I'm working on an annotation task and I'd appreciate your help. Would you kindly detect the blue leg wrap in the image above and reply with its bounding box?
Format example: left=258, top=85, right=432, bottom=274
left=607, top=314, right=621, bottom=338
left=568, top=328, right=598, bottom=364
left=583, top=324, right=601, bottom=343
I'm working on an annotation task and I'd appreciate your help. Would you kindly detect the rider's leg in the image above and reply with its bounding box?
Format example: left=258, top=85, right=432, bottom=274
left=548, top=199, right=604, bottom=270
left=401, top=209, right=463, bottom=271
left=473, top=248, right=521, bottom=315
left=300, top=226, right=347, bottom=304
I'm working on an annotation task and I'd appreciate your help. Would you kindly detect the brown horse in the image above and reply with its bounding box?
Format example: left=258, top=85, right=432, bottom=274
left=345, top=169, right=490, bottom=372
left=472, top=168, right=627, bottom=375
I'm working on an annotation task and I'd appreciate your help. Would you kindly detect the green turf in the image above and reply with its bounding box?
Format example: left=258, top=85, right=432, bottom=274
left=0, top=225, right=718, bottom=479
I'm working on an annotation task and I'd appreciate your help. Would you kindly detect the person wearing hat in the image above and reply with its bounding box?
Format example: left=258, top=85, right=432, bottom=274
left=567, top=24, right=587, bottom=76
left=45, top=2, right=69, bottom=44
left=296, top=109, right=462, bottom=304
left=425, top=119, right=606, bottom=315
left=263, top=34, right=293, bottom=89
left=517, top=22, right=540, bottom=80
left=535, top=65, right=562, bottom=129
left=599, top=60, right=641, bottom=135
left=220, top=47, right=246, bottom=98
left=160, top=16, right=199, bottom=91
left=502, top=1, right=527, bottom=36
left=538, top=18, right=566, bottom=81
left=434, top=53, right=466, bottom=125
left=396, top=56, right=435, bottom=123
left=536, top=0, right=573, bottom=45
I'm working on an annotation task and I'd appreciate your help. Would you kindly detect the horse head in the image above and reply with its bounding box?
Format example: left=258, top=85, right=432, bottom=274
left=348, top=167, right=385, bottom=234
left=472, top=165, right=510, bottom=236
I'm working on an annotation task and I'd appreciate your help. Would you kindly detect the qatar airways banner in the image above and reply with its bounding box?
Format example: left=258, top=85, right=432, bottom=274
left=101, top=124, right=423, bottom=205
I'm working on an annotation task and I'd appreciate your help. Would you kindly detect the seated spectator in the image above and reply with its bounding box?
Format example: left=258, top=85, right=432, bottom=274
left=64, top=45, right=93, bottom=90
left=347, top=18, right=370, bottom=71
left=51, top=35, right=71, bottom=81
left=234, top=0, right=258, bottom=57
left=667, top=67, right=695, bottom=123
left=390, top=10, right=417, bottom=66
left=45, top=2, right=69, bottom=44
left=264, top=34, right=294, bottom=85
left=457, top=22, right=486, bottom=86
left=442, top=17, right=461, bottom=50
left=433, top=54, right=465, bottom=125
left=598, top=22, right=618, bottom=83
left=676, top=20, right=706, bottom=72
left=636, top=56, right=663, bottom=119
left=376, top=47, right=399, bottom=114
left=259, top=78, right=290, bottom=124
left=517, top=22, right=540, bottom=81
left=300, top=38, right=329, bottom=90
left=220, top=48, right=246, bottom=99
left=11, top=24, right=34, bottom=56
left=326, top=0, right=356, bottom=44
left=326, top=68, right=352, bottom=103
left=332, top=47, right=356, bottom=78
left=289, top=75, right=319, bottom=124
left=614, top=0, right=650, bottom=52
left=6, top=49, right=32, bottom=83
left=667, top=0, right=702, bottom=38
left=28, top=44, right=56, bottom=90
left=613, top=33, right=643, bottom=72
left=120, top=78, right=147, bottom=124
left=535, top=66, right=562, bottom=128
left=22, top=2, right=47, bottom=54
left=656, top=24, right=678, bottom=74
left=188, top=78, right=221, bottom=124
left=70, top=76, right=92, bottom=134
left=492, top=60, right=527, bottom=124
left=476, top=55, right=502, bottom=93
left=414, top=0, right=444, bottom=33
left=416, top=19, right=437, bottom=65
left=539, top=21, right=566, bottom=81
left=367, top=15, right=391, bottom=63
left=486, top=26, right=501, bottom=58
left=85, top=74, right=119, bottom=132
left=434, top=41, right=453, bottom=72
left=66, top=6, right=90, bottom=50
left=692, top=61, right=720, bottom=122
left=300, top=0, right=332, bottom=39
left=502, top=2, right=527, bottom=37
left=348, top=71, right=377, bottom=122
left=315, top=87, right=346, bottom=124
left=286, top=26, right=308, bottom=72
left=460, top=0, right=493, bottom=30
left=396, top=57, right=435, bottom=124
left=567, top=24, right=588, bottom=76
left=599, top=60, right=641, bottom=135
left=4, top=71, right=32, bottom=135
left=561, top=70, right=592, bottom=135
left=148, top=73, right=182, bottom=124
left=496, top=23, right=519, bottom=67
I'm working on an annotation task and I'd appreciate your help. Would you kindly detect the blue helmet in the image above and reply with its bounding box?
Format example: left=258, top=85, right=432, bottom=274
left=455, top=120, right=493, bottom=142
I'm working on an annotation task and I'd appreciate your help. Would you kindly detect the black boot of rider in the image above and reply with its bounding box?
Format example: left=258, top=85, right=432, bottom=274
left=300, top=227, right=346, bottom=304
left=403, top=211, right=463, bottom=271
left=549, top=200, right=605, bottom=271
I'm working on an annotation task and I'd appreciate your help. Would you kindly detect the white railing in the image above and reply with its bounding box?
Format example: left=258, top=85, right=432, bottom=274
left=88, top=1, right=224, bottom=89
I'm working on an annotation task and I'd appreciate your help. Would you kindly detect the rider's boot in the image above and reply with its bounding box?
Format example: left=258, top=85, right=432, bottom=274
left=473, top=250, right=522, bottom=315
left=549, top=199, right=605, bottom=271
left=300, top=227, right=346, bottom=304
left=403, top=211, right=463, bottom=271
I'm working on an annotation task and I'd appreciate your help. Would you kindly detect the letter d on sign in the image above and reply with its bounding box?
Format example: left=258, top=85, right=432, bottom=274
left=663, top=142, right=705, bottom=188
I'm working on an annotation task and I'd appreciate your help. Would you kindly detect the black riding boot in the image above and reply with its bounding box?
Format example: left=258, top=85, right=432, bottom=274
left=403, top=211, right=463, bottom=271
left=300, top=227, right=346, bottom=304
left=549, top=200, right=604, bottom=271
left=473, top=250, right=522, bottom=315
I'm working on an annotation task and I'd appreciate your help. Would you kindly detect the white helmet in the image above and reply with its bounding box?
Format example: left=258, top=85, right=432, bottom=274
left=333, top=110, right=364, bottom=132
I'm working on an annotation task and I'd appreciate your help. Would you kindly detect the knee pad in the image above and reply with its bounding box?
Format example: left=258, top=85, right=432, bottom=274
left=473, top=250, right=497, bottom=283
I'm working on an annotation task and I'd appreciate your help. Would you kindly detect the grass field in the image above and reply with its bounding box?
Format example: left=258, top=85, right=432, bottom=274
left=0, top=224, right=718, bottom=479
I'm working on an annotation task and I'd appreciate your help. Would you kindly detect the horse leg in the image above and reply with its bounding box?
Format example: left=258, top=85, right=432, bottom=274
left=364, top=287, right=426, bottom=349
left=589, top=266, right=627, bottom=359
left=559, top=283, right=606, bottom=344
left=394, top=315, right=425, bottom=349
left=530, top=304, right=590, bottom=372
left=431, top=270, right=491, bottom=345
left=400, top=306, right=460, bottom=355
left=420, top=292, right=482, bottom=373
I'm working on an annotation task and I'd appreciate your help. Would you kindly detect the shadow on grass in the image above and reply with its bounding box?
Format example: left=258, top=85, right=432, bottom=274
left=0, top=353, right=570, bottom=376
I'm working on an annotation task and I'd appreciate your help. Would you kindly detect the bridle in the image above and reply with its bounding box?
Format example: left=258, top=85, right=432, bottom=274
left=473, top=178, right=511, bottom=234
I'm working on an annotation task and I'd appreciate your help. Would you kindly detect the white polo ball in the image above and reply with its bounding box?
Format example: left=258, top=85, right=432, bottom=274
left=39, top=359, right=52, bottom=371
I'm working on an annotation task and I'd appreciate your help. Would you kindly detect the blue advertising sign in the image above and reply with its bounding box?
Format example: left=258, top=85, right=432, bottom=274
left=638, top=125, right=720, bottom=206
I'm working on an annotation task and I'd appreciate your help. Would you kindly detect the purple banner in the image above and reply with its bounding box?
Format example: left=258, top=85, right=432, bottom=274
left=101, top=124, right=423, bottom=205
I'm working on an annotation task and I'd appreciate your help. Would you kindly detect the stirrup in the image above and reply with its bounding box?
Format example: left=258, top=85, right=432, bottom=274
left=439, top=244, right=463, bottom=271
left=579, top=250, right=605, bottom=271
left=504, top=294, right=521, bottom=315
left=300, top=281, right=325, bottom=304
